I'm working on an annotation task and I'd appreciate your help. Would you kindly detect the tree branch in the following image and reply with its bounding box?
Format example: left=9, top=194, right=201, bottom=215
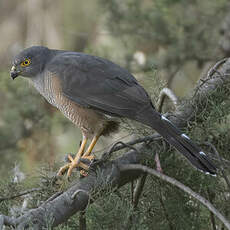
left=133, top=173, right=147, bottom=208
left=0, top=188, right=42, bottom=202
left=119, top=164, right=230, bottom=230
left=157, top=87, right=178, bottom=112
left=1, top=58, right=230, bottom=229
left=79, top=211, right=86, bottom=230
left=0, top=150, right=145, bottom=229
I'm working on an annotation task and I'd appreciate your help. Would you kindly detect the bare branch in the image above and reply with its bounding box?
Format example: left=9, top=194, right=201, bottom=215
left=206, top=58, right=228, bottom=79
left=101, top=134, right=160, bottom=160
left=157, top=87, right=178, bottom=112
left=133, top=173, right=147, bottom=208
left=119, top=164, right=230, bottom=230
left=206, top=188, right=217, bottom=230
left=79, top=211, right=86, bottom=230
left=0, top=188, right=42, bottom=202
left=158, top=185, right=174, bottom=230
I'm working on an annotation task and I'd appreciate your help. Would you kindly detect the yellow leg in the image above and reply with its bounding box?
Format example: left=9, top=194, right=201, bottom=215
left=57, top=161, right=89, bottom=175
left=82, top=134, right=100, bottom=157
left=70, top=136, right=88, bottom=163
left=57, top=136, right=88, bottom=177
left=57, top=133, right=101, bottom=178
left=79, top=134, right=101, bottom=176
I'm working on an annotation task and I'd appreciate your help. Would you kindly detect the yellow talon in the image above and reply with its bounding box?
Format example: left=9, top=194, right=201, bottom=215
left=80, top=169, right=89, bottom=177
left=57, top=161, right=90, bottom=177
left=57, top=133, right=99, bottom=178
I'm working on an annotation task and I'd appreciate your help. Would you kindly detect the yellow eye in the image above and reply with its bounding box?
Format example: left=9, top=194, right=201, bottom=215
left=21, top=59, right=31, bottom=67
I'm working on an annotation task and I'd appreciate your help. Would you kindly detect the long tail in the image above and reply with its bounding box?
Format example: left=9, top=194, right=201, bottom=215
left=137, top=108, right=217, bottom=175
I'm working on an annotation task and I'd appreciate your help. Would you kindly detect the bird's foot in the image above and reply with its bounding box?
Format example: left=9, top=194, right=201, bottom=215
left=79, top=169, right=89, bottom=177
left=57, top=161, right=89, bottom=178
left=79, top=155, right=96, bottom=176
left=57, top=154, right=95, bottom=178
left=79, top=156, right=100, bottom=177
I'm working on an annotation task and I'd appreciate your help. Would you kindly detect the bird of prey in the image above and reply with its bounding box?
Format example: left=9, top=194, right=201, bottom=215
left=10, top=46, right=217, bottom=177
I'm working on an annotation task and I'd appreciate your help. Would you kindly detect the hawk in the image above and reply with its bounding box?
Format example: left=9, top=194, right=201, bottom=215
left=10, top=46, right=217, bottom=177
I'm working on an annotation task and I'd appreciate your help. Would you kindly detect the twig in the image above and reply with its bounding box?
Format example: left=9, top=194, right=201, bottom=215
left=0, top=188, right=42, bottom=202
left=157, top=87, right=178, bottom=112
left=133, top=173, right=147, bottom=208
left=79, top=211, right=86, bottom=230
left=194, top=58, right=228, bottom=97
left=101, top=134, right=161, bottom=160
left=42, top=191, right=63, bottom=206
left=119, top=164, right=230, bottom=230
left=101, top=141, right=140, bottom=160
left=131, top=180, right=134, bottom=204
left=207, top=58, right=228, bottom=78
left=207, top=188, right=217, bottom=230
left=158, top=185, right=174, bottom=230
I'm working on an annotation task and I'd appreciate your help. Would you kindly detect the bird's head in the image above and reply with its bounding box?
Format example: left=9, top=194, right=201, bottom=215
left=10, top=46, right=51, bottom=79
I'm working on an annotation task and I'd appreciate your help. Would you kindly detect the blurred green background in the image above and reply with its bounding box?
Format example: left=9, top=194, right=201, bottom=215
left=1, top=1, right=230, bottom=229
left=0, top=0, right=228, bottom=177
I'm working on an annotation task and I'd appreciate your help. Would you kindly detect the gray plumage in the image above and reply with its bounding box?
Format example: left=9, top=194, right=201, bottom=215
left=10, top=46, right=217, bottom=175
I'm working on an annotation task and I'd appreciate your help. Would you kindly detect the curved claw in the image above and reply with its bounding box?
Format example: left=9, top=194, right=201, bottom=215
left=80, top=170, right=88, bottom=177
left=57, top=163, right=71, bottom=176
left=57, top=133, right=99, bottom=178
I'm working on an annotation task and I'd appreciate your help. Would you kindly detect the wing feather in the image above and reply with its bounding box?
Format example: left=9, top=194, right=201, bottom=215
left=46, top=52, right=152, bottom=118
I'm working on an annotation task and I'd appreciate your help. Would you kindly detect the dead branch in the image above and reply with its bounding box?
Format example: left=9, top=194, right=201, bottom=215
left=0, top=188, right=42, bottom=202
left=133, top=173, right=147, bottom=208
left=157, top=87, right=178, bottom=112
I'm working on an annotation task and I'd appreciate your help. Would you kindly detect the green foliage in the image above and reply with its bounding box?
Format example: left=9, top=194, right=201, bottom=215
left=99, top=0, right=228, bottom=71
left=87, top=191, right=134, bottom=229
left=0, top=0, right=230, bottom=229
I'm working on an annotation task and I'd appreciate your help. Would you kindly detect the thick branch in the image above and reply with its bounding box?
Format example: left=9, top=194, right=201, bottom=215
left=1, top=58, right=230, bottom=229
left=0, top=150, right=144, bottom=229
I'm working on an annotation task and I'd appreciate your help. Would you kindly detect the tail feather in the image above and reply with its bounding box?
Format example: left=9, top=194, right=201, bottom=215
left=138, top=109, right=217, bottom=175
left=170, top=133, right=216, bottom=174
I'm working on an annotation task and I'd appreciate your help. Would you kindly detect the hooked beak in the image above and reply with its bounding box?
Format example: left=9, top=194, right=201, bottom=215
left=10, top=65, right=19, bottom=80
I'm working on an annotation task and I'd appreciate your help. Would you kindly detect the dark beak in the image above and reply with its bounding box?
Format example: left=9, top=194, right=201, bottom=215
left=10, top=66, right=19, bottom=80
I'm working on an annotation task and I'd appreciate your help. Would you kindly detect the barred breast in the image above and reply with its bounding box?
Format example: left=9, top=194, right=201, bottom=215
left=30, top=71, right=112, bottom=138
